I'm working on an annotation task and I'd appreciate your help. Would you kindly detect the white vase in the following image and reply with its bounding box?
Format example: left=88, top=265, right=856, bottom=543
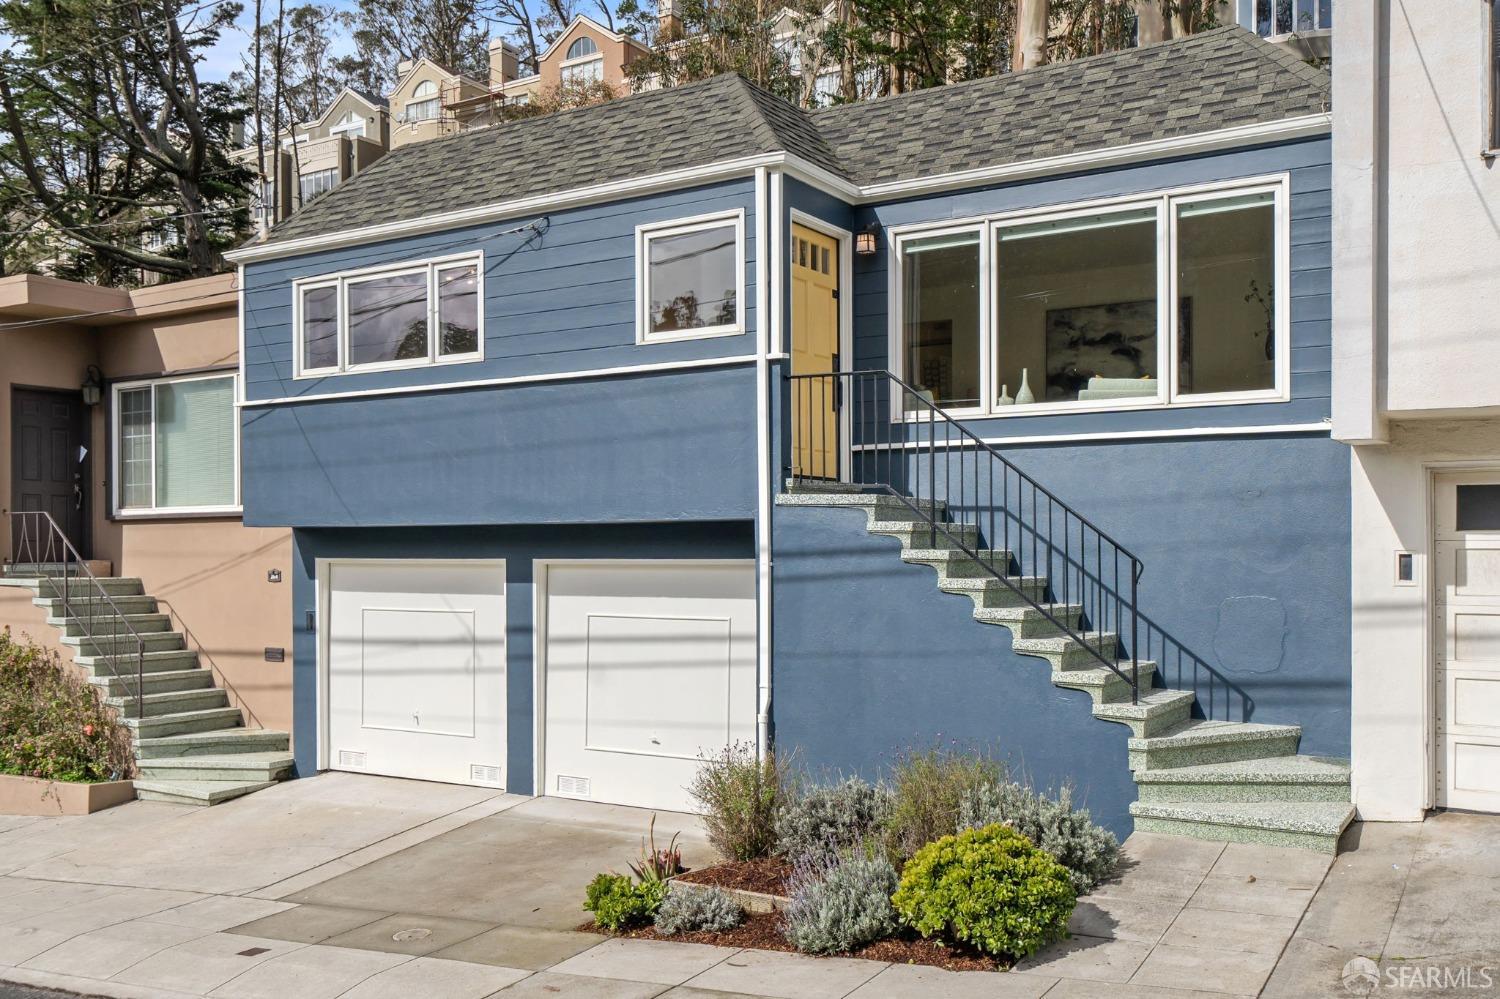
left=998, top=384, right=1014, bottom=406
left=1016, top=368, right=1035, bottom=405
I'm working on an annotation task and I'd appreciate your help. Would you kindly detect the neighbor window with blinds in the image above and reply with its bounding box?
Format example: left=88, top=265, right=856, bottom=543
left=635, top=210, right=745, bottom=343
left=893, top=179, right=1287, bottom=416
left=294, top=253, right=483, bottom=376
left=114, top=374, right=238, bottom=515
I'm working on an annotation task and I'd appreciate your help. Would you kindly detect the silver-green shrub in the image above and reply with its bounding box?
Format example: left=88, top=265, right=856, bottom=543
left=653, top=884, right=745, bottom=934
left=781, top=848, right=900, bottom=954
left=957, top=780, right=1119, bottom=895
left=775, top=778, right=892, bottom=862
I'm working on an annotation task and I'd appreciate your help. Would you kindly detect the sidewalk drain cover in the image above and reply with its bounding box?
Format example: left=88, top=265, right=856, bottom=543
left=392, top=928, right=432, bottom=942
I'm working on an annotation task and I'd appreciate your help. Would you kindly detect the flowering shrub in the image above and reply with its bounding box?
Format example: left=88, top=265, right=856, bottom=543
left=0, top=633, right=133, bottom=783
left=782, top=847, right=900, bottom=954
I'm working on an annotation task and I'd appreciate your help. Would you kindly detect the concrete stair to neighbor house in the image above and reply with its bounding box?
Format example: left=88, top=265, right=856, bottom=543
left=4, top=570, right=293, bottom=806
left=779, top=484, right=1355, bottom=853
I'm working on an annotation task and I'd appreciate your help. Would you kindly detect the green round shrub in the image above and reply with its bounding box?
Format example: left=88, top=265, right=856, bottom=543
left=891, top=823, right=1075, bottom=959
left=584, top=873, right=666, bottom=931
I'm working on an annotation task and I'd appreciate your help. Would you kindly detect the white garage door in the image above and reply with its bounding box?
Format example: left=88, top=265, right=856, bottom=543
left=543, top=561, right=756, bottom=812
left=326, top=561, right=507, bottom=788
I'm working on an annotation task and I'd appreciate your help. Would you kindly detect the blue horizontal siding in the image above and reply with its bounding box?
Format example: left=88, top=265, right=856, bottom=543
left=243, top=179, right=759, bottom=403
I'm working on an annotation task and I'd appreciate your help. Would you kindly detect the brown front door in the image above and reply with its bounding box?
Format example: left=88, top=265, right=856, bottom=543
left=10, top=387, right=90, bottom=558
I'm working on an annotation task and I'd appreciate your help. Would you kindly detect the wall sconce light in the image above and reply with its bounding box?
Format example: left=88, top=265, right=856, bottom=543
left=80, top=365, right=103, bottom=407
left=855, top=223, right=880, bottom=256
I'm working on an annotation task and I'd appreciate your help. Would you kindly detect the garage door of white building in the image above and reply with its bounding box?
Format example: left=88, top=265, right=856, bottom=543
left=324, top=560, right=507, bottom=788
left=541, top=561, right=756, bottom=812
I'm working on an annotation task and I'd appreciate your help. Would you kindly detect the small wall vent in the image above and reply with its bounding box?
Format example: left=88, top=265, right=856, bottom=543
left=337, top=750, right=367, bottom=769
left=555, top=774, right=591, bottom=797
left=469, top=763, right=502, bottom=785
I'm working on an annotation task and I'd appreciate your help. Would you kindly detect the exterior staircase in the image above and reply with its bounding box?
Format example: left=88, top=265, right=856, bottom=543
left=777, top=488, right=1356, bottom=853
left=1, top=563, right=293, bottom=806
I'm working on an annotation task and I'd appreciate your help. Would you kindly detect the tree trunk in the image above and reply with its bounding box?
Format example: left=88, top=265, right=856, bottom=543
left=1136, top=1, right=1169, bottom=43
left=1013, top=0, right=1049, bottom=71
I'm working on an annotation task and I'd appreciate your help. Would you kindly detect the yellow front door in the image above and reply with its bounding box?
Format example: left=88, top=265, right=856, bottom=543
left=791, top=225, right=840, bottom=480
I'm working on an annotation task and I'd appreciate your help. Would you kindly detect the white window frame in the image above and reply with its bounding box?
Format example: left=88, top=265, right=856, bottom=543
left=559, top=54, right=604, bottom=86
left=292, top=251, right=486, bottom=379
left=329, top=112, right=366, bottom=139
left=635, top=209, right=747, bottom=345
left=565, top=36, right=599, bottom=60
left=887, top=174, right=1292, bottom=421
left=110, top=371, right=242, bottom=518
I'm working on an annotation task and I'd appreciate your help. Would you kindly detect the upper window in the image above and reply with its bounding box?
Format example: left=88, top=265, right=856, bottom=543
left=329, top=111, right=366, bottom=138
left=565, top=36, right=599, bottom=60
left=636, top=212, right=745, bottom=343
left=299, top=167, right=338, bottom=204
left=295, top=254, right=483, bottom=377
left=560, top=56, right=603, bottom=86
left=114, top=374, right=238, bottom=515
left=893, top=179, right=1287, bottom=416
left=405, top=80, right=440, bottom=122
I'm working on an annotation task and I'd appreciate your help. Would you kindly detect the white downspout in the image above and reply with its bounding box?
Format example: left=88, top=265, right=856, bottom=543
left=754, top=166, right=773, bottom=759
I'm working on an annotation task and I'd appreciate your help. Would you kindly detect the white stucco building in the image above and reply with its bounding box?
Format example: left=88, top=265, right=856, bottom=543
left=1335, top=0, right=1500, bottom=820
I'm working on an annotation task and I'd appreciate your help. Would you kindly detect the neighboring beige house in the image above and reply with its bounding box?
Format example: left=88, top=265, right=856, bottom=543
left=387, top=59, right=487, bottom=149
left=0, top=273, right=295, bottom=804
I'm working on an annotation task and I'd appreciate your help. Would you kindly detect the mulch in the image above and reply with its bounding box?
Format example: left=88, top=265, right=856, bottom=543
left=674, top=857, right=793, bottom=896
left=578, top=910, right=1003, bottom=972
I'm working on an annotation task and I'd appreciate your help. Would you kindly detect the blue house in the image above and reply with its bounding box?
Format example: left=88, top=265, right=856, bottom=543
left=228, top=27, right=1349, bottom=849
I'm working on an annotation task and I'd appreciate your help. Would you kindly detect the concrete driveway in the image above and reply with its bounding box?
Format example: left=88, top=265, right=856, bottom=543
left=0, top=773, right=1494, bottom=998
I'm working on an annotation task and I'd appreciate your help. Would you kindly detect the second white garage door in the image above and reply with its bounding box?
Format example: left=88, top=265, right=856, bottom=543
left=326, top=561, right=507, bottom=788
left=542, top=561, right=756, bottom=812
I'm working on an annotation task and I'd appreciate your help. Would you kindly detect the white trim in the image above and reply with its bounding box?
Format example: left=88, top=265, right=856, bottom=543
left=635, top=209, right=747, bottom=345
left=241, top=354, right=759, bottom=408
left=770, top=173, right=786, bottom=355
left=754, top=166, right=772, bottom=760
left=530, top=558, right=758, bottom=801
left=534, top=14, right=640, bottom=63
left=110, top=371, right=242, bottom=518
left=292, top=250, right=484, bottom=379
left=887, top=175, right=1293, bottom=423
left=849, top=421, right=1330, bottom=449
left=236, top=266, right=247, bottom=408
left=225, top=116, right=1331, bottom=266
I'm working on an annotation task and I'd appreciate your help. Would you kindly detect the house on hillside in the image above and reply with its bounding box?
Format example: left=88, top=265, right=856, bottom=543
left=226, top=27, right=1348, bottom=848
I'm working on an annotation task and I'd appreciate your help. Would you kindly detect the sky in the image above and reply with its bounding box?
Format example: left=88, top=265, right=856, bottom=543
left=196, top=0, right=360, bottom=83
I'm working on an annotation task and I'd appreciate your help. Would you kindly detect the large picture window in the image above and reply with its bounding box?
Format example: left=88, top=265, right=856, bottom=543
left=636, top=211, right=745, bottom=343
left=893, top=179, right=1288, bottom=417
left=113, top=374, right=238, bottom=515
left=294, top=254, right=483, bottom=377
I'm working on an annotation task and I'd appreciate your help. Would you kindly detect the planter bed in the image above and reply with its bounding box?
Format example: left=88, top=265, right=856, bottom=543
left=581, top=910, right=1001, bottom=972
left=673, top=858, right=793, bottom=913
left=0, top=773, right=134, bottom=815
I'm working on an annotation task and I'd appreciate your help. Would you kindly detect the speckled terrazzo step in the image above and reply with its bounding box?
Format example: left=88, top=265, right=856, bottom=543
left=1134, top=755, right=1352, bottom=803
left=1129, top=800, right=1356, bottom=853
left=1092, top=688, right=1197, bottom=737
left=1128, top=720, right=1302, bottom=771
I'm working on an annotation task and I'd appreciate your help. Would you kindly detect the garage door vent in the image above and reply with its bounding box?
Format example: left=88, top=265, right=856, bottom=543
left=556, top=774, right=591, bottom=797
left=469, top=764, right=502, bottom=785
left=337, top=750, right=367, bottom=769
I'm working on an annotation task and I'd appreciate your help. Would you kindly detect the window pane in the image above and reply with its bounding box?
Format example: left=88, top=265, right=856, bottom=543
left=648, top=224, right=738, bottom=334
left=118, top=388, right=153, bottom=509
left=302, top=285, right=339, bottom=370
left=901, top=232, right=982, bottom=408
left=438, top=265, right=480, bottom=356
left=348, top=271, right=429, bottom=366
left=1457, top=485, right=1500, bottom=531
left=1175, top=192, right=1276, bottom=396
left=154, top=378, right=235, bottom=508
left=995, top=209, right=1158, bottom=407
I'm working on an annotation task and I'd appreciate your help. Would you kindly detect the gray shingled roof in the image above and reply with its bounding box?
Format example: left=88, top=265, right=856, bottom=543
left=261, top=27, right=1328, bottom=246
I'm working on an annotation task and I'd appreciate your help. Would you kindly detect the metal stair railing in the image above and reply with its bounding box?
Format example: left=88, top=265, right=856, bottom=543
left=787, top=369, right=1143, bottom=702
left=6, top=511, right=146, bottom=719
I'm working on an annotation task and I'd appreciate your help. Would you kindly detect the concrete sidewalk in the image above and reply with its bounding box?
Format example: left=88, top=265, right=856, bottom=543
left=0, top=774, right=1493, bottom=998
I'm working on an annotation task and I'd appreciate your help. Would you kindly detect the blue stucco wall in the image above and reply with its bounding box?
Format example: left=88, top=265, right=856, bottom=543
left=290, top=522, right=755, bottom=788
left=242, top=364, right=757, bottom=527
left=771, top=503, right=1138, bottom=838
left=242, top=179, right=759, bottom=402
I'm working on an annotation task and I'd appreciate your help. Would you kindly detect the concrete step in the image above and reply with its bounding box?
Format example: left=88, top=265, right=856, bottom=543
left=34, top=594, right=158, bottom=616
left=1134, top=755, right=1352, bottom=804
left=108, top=687, right=229, bottom=719
left=777, top=491, right=947, bottom=522
left=136, top=753, right=294, bottom=783
left=135, top=727, right=290, bottom=759
left=1012, top=632, right=1122, bottom=670
left=1092, top=688, right=1196, bottom=737
left=1050, top=661, right=1159, bottom=704
left=74, top=649, right=201, bottom=674
left=783, top=480, right=867, bottom=494
left=1128, top=720, right=1302, bottom=771
left=1129, top=800, right=1356, bottom=854
left=90, top=668, right=213, bottom=698
left=4, top=561, right=112, bottom=578
left=132, top=779, right=278, bottom=807
left=53, top=613, right=173, bottom=637
left=36, top=577, right=144, bottom=598
left=972, top=602, right=1083, bottom=638
left=125, top=707, right=244, bottom=740
left=900, top=547, right=1014, bottom=578
left=938, top=574, right=1048, bottom=608
left=870, top=520, right=982, bottom=549
left=63, top=631, right=187, bottom=655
